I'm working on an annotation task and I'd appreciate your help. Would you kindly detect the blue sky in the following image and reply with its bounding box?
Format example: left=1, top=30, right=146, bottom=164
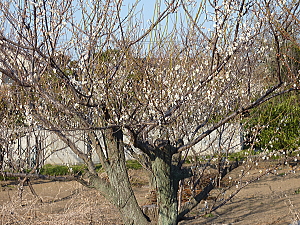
left=121, top=0, right=158, bottom=23
left=120, top=0, right=212, bottom=31
left=119, top=0, right=179, bottom=48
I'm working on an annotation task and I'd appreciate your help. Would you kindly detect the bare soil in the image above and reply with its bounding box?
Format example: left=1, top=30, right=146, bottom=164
left=1, top=164, right=300, bottom=224
left=179, top=162, right=300, bottom=225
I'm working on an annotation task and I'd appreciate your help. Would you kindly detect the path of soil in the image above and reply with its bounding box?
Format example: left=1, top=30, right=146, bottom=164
left=1, top=164, right=300, bottom=224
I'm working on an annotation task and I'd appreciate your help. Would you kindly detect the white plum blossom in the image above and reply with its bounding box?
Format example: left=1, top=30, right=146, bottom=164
left=174, top=65, right=181, bottom=71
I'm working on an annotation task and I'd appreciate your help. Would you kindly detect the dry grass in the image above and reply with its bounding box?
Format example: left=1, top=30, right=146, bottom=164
left=1, top=165, right=300, bottom=225
left=0, top=181, right=123, bottom=225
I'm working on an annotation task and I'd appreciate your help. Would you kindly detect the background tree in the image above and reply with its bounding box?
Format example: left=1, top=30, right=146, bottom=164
left=242, top=0, right=300, bottom=164
left=0, top=84, right=33, bottom=172
left=0, top=0, right=299, bottom=224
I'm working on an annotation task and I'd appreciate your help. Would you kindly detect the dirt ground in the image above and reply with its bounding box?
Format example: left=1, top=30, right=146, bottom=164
left=179, top=162, right=300, bottom=225
left=1, top=163, right=300, bottom=225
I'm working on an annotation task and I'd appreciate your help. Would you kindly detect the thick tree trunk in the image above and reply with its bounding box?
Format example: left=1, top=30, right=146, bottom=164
left=151, top=142, right=180, bottom=225
left=104, top=128, right=150, bottom=225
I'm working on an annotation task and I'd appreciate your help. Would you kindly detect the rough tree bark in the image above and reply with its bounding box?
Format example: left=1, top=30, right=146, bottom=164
left=101, top=128, right=150, bottom=225
left=144, top=140, right=191, bottom=225
left=151, top=141, right=178, bottom=225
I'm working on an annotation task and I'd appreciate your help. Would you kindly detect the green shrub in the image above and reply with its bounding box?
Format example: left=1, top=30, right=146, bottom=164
left=204, top=213, right=214, bottom=218
left=94, top=164, right=103, bottom=172
left=40, top=164, right=69, bottom=176
left=0, top=175, right=18, bottom=181
left=227, top=149, right=258, bottom=161
left=39, top=161, right=141, bottom=176
left=69, top=164, right=87, bottom=175
left=126, top=160, right=142, bottom=170
left=40, top=163, right=103, bottom=176
left=244, top=93, right=300, bottom=152
left=39, top=163, right=103, bottom=176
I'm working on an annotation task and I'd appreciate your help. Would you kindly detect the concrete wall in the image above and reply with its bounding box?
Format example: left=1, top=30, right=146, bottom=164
left=191, top=123, right=243, bottom=155
left=3, top=129, right=100, bottom=168
left=2, top=123, right=242, bottom=167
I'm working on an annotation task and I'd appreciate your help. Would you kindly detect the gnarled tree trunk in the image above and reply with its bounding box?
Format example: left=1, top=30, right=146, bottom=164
left=103, top=128, right=150, bottom=225
left=150, top=140, right=189, bottom=225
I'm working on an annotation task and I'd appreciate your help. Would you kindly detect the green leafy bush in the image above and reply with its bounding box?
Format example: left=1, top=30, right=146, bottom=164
left=0, top=175, right=18, bottom=181
left=126, top=160, right=142, bottom=170
left=69, top=164, right=87, bottom=175
left=227, top=149, right=258, bottom=161
left=39, top=163, right=103, bottom=176
left=244, top=93, right=300, bottom=152
left=94, top=164, right=103, bottom=172
left=40, top=164, right=69, bottom=176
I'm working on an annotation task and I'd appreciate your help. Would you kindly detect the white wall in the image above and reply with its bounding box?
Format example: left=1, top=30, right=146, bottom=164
left=2, top=124, right=242, bottom=167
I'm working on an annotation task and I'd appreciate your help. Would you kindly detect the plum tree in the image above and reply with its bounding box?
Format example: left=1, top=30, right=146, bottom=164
left=0, top=0, right=299, bottom=224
